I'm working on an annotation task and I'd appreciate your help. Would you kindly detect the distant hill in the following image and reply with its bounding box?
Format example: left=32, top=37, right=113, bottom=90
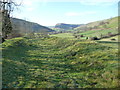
left=55, top=23, right=84, bottom=31
left=72, top=16, right=119, bottom=39
left=50, top=16, right=119, bottom=40
left=47, top=26, right=55, bottom=29
left=0, top=12, right=54, bottom=37
left=11, top=18, right=55, bottom=34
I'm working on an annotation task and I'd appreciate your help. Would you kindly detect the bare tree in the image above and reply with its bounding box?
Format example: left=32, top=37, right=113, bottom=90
left=0, top=0, right=21, bottom=42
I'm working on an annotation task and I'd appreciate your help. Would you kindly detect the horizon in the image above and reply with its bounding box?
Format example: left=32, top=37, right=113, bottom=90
left=13, top=0, right=118, bottom=26
left=13, top=16, right=118, bottom=27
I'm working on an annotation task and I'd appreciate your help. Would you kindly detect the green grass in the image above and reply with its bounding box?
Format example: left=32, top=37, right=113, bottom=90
left=79, top=28, right=118, bottom=38
left=99, top=35, right=119, bottom=42
left=75, top=16, right=118, bottom=30
left=2, top=37, right=119, bottom=88
left=50, top=33, right=74, bottom=38
left=49, top=16, right=118, bottom=40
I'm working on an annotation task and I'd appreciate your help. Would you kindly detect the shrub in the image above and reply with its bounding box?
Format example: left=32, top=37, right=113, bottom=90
left=80, top=34, right=84, bottom=37
left=90, top=37, right=99, bottom=40
left=111, top=38, right=116, bottom=41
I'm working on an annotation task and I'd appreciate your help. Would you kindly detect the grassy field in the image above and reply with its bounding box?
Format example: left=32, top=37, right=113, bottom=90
left=78, top=28, right=118, bottom=38
left=99, top=35, right=119, bottom=42
left=49, top=29, right=118, bottom=42
left=73, top=16, right=118, bottom=40
left=50, top=33, right=74, bottom=38
left=2, top=37, right=119, bottom=88
left=75, top=17, right=118, bottom=30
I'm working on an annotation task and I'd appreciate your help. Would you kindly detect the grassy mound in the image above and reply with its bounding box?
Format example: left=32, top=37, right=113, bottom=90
left=2, top=37, right=119, bottom=88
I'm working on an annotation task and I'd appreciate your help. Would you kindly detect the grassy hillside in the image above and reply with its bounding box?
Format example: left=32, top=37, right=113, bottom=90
left=78, top=28, right=118, bottom=38
left=2, top=37, right=119, bottom=88
left=54, top=23, right=84, bottom=31
left=74, top=17, right=118, bottom=39
left=0, top=12, right=54, bottom=38
left=75, top=17, right=118, bottom=31
left=50, top=33, right=74, bottom=39
left=49, top=17, right=118, bottom=41
left=99, top=35, right=119, bottom=41
left=11, top=18, right=54, bottom=34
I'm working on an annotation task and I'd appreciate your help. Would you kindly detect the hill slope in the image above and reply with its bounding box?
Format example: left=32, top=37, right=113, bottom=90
left=49, top=17, right=118, bottom=41
left=74, top=17, right=118, bottom=31
left=71, top=17, right=118, bottom=40
left=54, top=23, right=84, bottom=31
left=0, top=12, right=54, bottom=37
left=11, top=18, right=54, bottom=34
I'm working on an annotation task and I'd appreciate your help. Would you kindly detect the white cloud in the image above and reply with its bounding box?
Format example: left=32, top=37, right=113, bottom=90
left=79, top=0, right=119, bottom=5
left=23, top=1, right=32, bottom=6
left=26, top=7, right=34, bottom=11
left=79, top=0, right=119, bottom=3
left=15, top=0, right=119, bottom=3
left=14, top=0, right=119, bottom=7
left=65, top=11, right=96, bottom=16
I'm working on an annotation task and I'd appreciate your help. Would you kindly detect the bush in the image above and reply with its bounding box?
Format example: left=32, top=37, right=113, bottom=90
left=90, top=37, right=99, bottom=40
left=80, top=34, right=84, bottom=37
left=111, top=38, right=116, bottom=41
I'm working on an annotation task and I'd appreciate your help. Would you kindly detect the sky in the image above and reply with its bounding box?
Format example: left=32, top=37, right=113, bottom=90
left=12, top=0, right=119, bottom=26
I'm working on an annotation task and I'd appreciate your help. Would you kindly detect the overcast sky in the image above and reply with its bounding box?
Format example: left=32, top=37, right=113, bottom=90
left=13, top=0, right=119, bottom=26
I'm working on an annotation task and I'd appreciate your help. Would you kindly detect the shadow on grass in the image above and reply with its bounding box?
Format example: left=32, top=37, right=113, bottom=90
left=2, top=39, right=46, bottom=88
left=97, top=41, right=119, bottom=44
left=2, top=38, right=119, bottom=88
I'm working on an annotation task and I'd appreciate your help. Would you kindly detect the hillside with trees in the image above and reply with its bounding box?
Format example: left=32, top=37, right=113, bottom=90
left=9, top=18, right=54, bottom=38
left=0, top=13, right=54, bottom=39
left=54, top=23, right=84, bottom=31
left=50, top=16, right=119, bottom=41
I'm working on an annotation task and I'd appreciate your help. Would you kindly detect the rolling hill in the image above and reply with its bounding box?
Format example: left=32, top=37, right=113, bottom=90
left=74, top=17, right=118, bottom=31
left=0, top=12, right=54, bottom=38
left=1, top=14, right=119, bottom=88
left=54, top=23, right=84, bottom=31
left=11, top=18, right=54, bottom=34
left=73, top=16, right=119, bottom=40
left=51, top=16, right=119, bottom=41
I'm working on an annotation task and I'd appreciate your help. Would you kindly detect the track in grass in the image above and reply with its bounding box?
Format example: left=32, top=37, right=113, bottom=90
left=2, top=37, right=119, bottom=88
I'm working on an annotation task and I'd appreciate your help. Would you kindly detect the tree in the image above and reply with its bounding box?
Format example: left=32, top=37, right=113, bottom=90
left=0, top=0, right=21, bottom=42
left=86, top=37, right=88, bottom=40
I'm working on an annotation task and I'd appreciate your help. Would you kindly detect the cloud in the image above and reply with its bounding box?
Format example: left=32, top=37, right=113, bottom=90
left=79, top=0, right=119, bottom=5
left=26, top=7, right=34, bottom=11
left=15, top=0, right=119, bottom=3
left=23, top=1, right=33, bottom=6
left=15, top=0, right=119, bottom=7
left=65, top=11, right=96, bottom=16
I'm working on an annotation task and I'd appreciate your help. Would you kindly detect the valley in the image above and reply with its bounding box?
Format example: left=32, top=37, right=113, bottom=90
left=1, top=12, right=119, bottom=88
